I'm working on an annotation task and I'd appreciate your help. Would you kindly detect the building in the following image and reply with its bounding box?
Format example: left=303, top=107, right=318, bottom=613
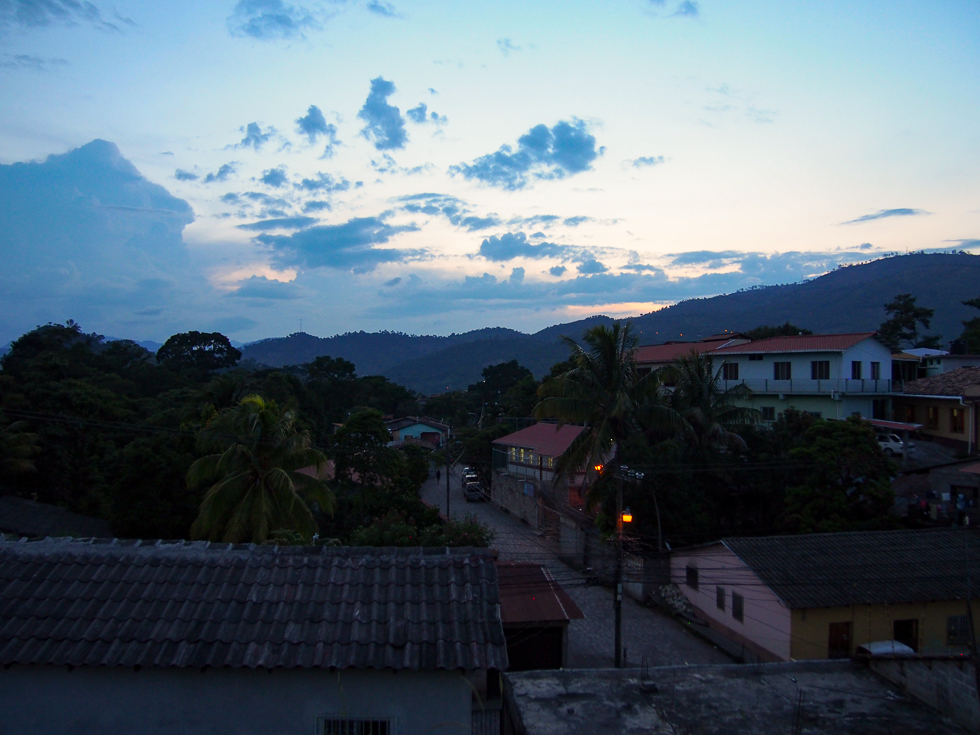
left=635, top=333, right=749, bottom=377
left=710, top=332, right=895, bottom=422
left=893, top=366, right=980, bottom=454
left=0, top=537, right=508, bottom=735
left=670, top=528, right=980, bottom=662
left=385, top=416, right=450, bottom=447
left=497, top=562, right=584, bottom=671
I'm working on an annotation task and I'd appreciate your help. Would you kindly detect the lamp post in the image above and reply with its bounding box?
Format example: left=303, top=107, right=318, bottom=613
left=614, top=466, right=642, bottom=668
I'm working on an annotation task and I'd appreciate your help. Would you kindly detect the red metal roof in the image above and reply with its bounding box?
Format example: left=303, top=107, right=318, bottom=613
left=492, top=423, right=584, bottom=457
left=635, top=338, right=738, bottom=364
left=865, top=418, right=922, bottom=432
left=712, top=332, right=879, bottom=355
left=496, top=562, right=584, bottom=624
left=960, top=462, right=980, bottom=476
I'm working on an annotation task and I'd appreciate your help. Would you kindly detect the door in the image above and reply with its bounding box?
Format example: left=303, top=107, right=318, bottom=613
left=894, top=619, right=919, bottom=652
left=828, top=622, right=851, bottom=659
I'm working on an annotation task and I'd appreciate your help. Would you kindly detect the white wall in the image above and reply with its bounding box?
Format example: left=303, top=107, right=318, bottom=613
left=718, top=337, right=892, bottom=384
left=671, top=544, right=792, bottom=661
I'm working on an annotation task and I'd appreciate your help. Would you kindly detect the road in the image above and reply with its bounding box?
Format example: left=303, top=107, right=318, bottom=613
left=421, top=465, right=731, bottom=669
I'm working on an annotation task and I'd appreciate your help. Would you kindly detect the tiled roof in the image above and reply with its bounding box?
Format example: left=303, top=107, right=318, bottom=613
left=635, top=338, right=738, bottom=364
left=491, top=423, right=584, bottom=457
left=723, top=528, right=980, bottom=609
left=960, top=462, right=980, bottom=476
left=386, top=416, right=449, bottom=432
left=497, top=562, right=584, bottom=625
left=712, top=332, right=878, bottom=355
left=903, top=366, right=980, bottom=396
left=0, top=537, right=507, bottom=672
left=0, top=496, right=112, bottom=539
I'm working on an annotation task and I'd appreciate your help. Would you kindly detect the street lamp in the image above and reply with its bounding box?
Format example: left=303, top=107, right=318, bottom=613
left=622, top=507, right=633, bottom=524
left=613, top=466, right=644, bottom=668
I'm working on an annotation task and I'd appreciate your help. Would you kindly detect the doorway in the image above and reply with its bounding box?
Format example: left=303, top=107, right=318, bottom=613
left=894, top=619, right=919, bottom=652
left=828, top=622, right=851, bottom=659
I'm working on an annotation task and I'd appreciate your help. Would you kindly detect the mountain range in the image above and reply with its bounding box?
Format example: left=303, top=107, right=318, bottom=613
left=239, top=252, right=980, bottom=394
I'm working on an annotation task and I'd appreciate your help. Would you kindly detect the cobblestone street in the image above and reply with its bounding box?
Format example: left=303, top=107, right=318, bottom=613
left=421, top=466, right=731, bottom=669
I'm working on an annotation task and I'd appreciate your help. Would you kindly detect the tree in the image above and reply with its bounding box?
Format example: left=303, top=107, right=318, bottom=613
left=188, top=395, right=334, bottom=543
left=878, top=294, right=940, bottom=349
left=468, top=360, right=533, bottom=405
left=157, top=332, right=241, bottom=375
left=959, top=297, right=980, bottom=354
left=743, top=323, right=812, bottom=340
left=0, top=413, right=41, bottom=479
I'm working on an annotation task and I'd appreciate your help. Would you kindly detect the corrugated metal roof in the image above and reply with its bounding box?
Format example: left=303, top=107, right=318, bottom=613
left=0, top=537, right=507, bottom=672
left=491, top=424, right=584, bottom=458
left=635, top=339, right=738, bottom=365
left=904, top=366, right=980, bottom=397
left=960, top=462, right=980, bottom=476
left=497, top=563, right=584, bottom=624
left=712, top=332, right=878, bottom=355
left=722, top=528, right=980, bottom=609
left=0, top=496, right=112, bottom=539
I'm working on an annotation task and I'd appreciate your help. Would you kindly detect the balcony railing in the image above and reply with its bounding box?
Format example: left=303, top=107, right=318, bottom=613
left=719, top=378, right=894, bottom=394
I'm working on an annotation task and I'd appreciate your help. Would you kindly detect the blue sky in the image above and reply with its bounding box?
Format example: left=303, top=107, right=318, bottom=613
left=1, top=0, right=978, bottom=343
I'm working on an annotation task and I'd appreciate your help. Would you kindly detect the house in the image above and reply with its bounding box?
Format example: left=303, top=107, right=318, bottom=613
left=0, top=495, right=112, bottom=538
left=670, top=528, right=980, bottom=663
left=0, top=537, right=508, bottom=735
left=385, top=416, right=449, bottom=447
left=899, top=458, right=980, bottom=523
left=496, top=562, right=584, bottom=671
left=710, top=332, right=895, bottom=422
left=491, top=423, right=586, bottom=526
left=893, top=366, right=980, bottom=453
left=635, top=333, right=749, bottom=377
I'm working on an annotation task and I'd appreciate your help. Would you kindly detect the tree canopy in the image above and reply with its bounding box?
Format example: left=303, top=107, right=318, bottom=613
left=878, top=294, right=941, bottom=349
left=157, top=331, right=242, bottom=374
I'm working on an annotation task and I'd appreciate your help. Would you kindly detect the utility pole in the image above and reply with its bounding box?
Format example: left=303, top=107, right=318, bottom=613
left=446, top=445, right=451, bottom=518
left=615, top=471, right=623, bottom=668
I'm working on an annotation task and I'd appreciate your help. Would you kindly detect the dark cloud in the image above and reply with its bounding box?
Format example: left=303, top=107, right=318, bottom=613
left=672, top=1, right=699, bottom=17
left=510, top=267, right=525, bottom=283
left=227, top=0, right=317, bottom=40
left=174, top=169, right=198, bottom=181
left=302, top=200, right=331, bottom=213
left=563, top=216, right=590, bottom=227
left=623, top=263, right=663, bottom=272
left=632, top=155, right=665, bottom=168
left=203, top=163, right=238, bottom=183
left=450, top=119, right=600, bottom=190
left=859, top=242, right=874, bottom=250
left=577, top=258, right=608, bottom=274
left=230, top=275, right=300, bottom=299
left=366, top=0, right=397, bottom=17
left=406, top=102, right=447, bottom=125
left=256, top=216, right=422, bottom=272
left=842, top=208, right=927, bottom=225
left=669, top=250, right=742, bottom=265
left=236, top=216, right=317, bottom=231
left=260, top=166, right=288, bottom=188
left=297, top=172, right=350, bottom=193
left=394, top=193, right=498, bottom=230
left=383, top=277, right=402, bottom=287
left=459, top=216, right=498, bottom=231
left=295, top=105, right=341, bottom=157
left=220, top=192, right=240, bottom=204
left=0, top=54, right=69, bottom=70
left=478, top=232, right=569, bottom=262
left=0, top=0, right=134, bottom=32
left=549, top=265, right=567, bottom=277
left=358, top=77, right=407, bottom=151
left=237, top=122, right=275, bottom=150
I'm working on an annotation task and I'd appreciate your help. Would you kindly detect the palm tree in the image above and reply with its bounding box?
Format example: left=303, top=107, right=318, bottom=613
left=188, top=395, right=335, bottom=543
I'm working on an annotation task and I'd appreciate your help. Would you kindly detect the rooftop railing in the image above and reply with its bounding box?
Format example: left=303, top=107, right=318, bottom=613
left=720, top=378, right=894, bottom=394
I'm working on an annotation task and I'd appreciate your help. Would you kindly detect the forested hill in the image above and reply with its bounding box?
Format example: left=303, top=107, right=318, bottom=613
left=241, top=252, right=980, bottom=394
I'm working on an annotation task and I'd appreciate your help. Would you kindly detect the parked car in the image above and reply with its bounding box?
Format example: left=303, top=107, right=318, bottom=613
left=464, top=481, right=485, bottom=502
left=877, top=433, right=912, bottom=456
left=462, top=468, right=479, bottom=483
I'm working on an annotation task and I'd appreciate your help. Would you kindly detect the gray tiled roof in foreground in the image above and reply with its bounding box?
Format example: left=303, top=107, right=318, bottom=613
left=0, top=537, right=508, bottom=672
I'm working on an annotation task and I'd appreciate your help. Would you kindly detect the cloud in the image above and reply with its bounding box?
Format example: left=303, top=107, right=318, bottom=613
left=366, top=0, right=398, bottom=17
left=450, top=119, right=600, bottom=190
left=497, top=38, right=520, bottom=55
left=260, top=166, right=288, bottom=188
left=295, top=105, right=341, bottom=157
left=859, top=242, right=874, bottom=250
left=256, top=216, right=422, bottom=272
left=549, top=265, right=567, bottom=277
left=631, top=155, right=665, bottom=168
left=944, top=239, right=980, bottom=249
left=668, top=250, right=742, bottom=265
left=406, top=103, right=447, bottom=125
left=230, top=275, right=300, bottom=299
left=395, top=193, right=499, bottom=230
left=842, top=208, right=928, bottom=225
left=383, top=277, right=402, bottom=287
left=203, top=163, right=238, bottom=183
left=227, top=0, right=317, bottom=40
left=671, top=1, right=699, bottom=17
left=297, top=171, right=351, bottom=193
left=358, top=77, right=407, bottom=151
left=478, top=232, right=570, bottom=262
left=236, top=216, right=317, bottom=231
left=237, top=122, right=275, bottom=150
left=563, top=216, right=590, bottom=227
left=302, top=200, right=331, bottom=213
left=174, top=169, right=198, bottom=181
left=509, top=214, right=560, bottom=227
left=0, top=54, right=69, bottom=70
left=509, top=267, right=525, bottom=283
left=577, top=258, right=608, bottom=274
left=0, top=0, right=134, bottom=32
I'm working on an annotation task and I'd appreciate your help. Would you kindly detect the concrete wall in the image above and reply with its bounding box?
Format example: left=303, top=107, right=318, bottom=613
left=0, top=665, right=472, bottom=735
left=870, top=657, right=979, bottom=731
left=790, top=600, right=980, bottom=660
left=672, top=544, right=792, bottom=661
left=721, top=340, right=892, bottom=383
left=493, top=471, right=542, bottom=528
left=741, top=393, right=878, bottom=422
left=893, top=395, right=977, bottom=452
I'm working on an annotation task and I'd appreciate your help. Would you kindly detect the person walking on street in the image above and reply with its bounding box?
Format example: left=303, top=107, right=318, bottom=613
left=436, top=468, right=441, bottom=482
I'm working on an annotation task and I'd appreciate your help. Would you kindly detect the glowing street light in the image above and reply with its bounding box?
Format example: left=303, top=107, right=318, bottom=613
left=621, top=508, right=633, bottom=524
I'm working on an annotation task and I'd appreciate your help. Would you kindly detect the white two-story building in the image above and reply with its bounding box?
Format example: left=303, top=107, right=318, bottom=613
left=710, top=332, right=894, bottom=422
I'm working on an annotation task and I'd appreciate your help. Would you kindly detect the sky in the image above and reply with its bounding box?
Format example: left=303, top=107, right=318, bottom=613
left=1, top=0, right=978, bottom=345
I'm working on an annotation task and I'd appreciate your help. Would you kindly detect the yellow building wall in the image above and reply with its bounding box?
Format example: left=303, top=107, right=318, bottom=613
left=790, top=600, right=980, bottom=660
left=893, top=396, right=973, bottom=446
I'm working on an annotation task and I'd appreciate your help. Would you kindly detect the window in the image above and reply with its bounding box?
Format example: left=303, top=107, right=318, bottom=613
left=893, top=619, right=919, bottom=652
left=722, top=362, right=739, bottom=380
left=686, top=565, right=699, bottom=590
left=904, top=405, right=916, bottom=423
left=811, top=361, right=830, bottom=380
left=851, top=361, right=862, bottom=379
left=732, top=592, right=744, bottom=622
left=773, top=362, right=792, bottom=380
left=761, top=406, right=776, bottom=422
left=871, top=362, right=881, bottom=380
left=948, top=615, right=970, bottom=647
left=320, top=718, right=392, bottom=735
left=951, top=408, right=965, bottom=434
left=749, top=355, right=763, bottom=362
left=872, top=399, right=888, bottom=420
left=927, top=406, right=939, bottom=430
left=716, top=586, right=726, bottom=611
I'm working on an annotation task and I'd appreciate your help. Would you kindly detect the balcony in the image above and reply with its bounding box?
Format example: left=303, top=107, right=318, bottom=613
left=719, top=378, right=894, bottom=395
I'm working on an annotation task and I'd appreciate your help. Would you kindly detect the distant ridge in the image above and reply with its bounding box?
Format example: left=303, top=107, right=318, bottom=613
left=239, top=252, right=980, bottom=394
